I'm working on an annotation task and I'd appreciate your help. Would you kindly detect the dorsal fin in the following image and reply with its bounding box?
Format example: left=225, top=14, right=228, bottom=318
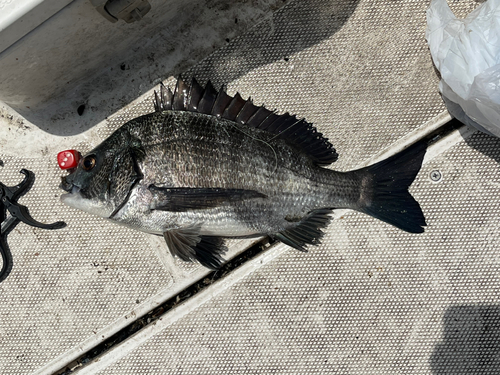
left=153, top=77, right=338, bottom=165
left=154, top=83, right=173, bottom=112
left=172, top=77, right=190, bottom=110
left=187, top=77, right=203, bottom=111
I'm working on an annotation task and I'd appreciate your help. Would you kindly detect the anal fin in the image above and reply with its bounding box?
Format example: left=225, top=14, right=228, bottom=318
left=163, top=224, right=227, bottom=269
left=274, top=209, right=333, bottom=252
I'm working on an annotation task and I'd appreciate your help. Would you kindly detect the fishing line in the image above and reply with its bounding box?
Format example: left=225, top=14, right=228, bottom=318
left=227, top=122, right=278, bottom=176
left=266, top=118, right=304, bottom=143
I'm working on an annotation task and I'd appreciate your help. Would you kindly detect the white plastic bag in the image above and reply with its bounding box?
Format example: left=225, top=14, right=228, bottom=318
left=426, top=0, right=500, bottom=137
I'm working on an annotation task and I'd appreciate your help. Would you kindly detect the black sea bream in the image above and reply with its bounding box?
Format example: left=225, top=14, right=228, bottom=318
left=60, top=77, right=427, bottom=269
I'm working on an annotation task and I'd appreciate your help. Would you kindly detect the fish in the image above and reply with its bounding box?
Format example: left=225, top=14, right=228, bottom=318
left=60, top=77, right=427, bottom=269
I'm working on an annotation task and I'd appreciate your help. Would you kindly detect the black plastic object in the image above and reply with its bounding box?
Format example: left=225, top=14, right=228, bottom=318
left=0, top=169, right=66, bottom=283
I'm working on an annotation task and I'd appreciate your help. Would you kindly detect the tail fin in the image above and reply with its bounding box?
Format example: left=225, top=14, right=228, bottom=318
left=357, top=141, right=427, bottom=233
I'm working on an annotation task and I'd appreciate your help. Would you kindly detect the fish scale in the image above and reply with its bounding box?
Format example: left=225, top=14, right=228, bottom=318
left=118, top=111, right=340, bottom=231
left=60, top=77, right=426, bottom=269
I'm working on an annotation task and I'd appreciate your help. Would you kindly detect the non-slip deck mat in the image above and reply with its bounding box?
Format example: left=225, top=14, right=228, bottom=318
left=98, top=133, right=500, bottom=374
left=0, top=0, right=483, bottom=373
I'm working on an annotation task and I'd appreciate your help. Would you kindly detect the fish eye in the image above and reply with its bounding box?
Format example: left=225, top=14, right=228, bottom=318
left=82, top=155, right=96, bottom=171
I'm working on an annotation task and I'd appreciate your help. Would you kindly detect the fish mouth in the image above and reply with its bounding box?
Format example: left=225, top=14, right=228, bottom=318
left=59, top=178, right=114, bottom=218
left=59, top=181, right=84, bottom=208
left=60, top=176, right=80, bottom=194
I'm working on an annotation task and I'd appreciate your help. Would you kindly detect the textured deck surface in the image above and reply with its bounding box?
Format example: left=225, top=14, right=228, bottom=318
left=90, top=132, right=500, bottom=375
left=1, top=0, right=497, bottom=374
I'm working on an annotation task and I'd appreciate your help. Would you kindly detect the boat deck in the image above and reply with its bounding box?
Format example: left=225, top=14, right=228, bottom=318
left=1, top=0, right=499, bottom=374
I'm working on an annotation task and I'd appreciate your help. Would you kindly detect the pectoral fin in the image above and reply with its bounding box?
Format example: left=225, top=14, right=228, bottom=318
left=163, top=225, right=227, bottom=269
left=149, top=186, right=266, bottom=212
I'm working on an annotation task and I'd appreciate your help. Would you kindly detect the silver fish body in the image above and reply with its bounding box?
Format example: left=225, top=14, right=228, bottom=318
left=100, top=111, right=357, bottom=234
left=61, top=78, right=426, bottom=268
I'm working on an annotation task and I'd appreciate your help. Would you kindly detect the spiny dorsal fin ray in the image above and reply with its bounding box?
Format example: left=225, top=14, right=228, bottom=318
left=172, top=77, right=190, bottom=110
left=188, top=77, right=203, bottom=111
left=246, top=106, right=274, bottom=128
left=198, top=80, right=218, bottom=114
left=236, top=100, right=260, bottom=124
left=212, top=86, right=232, bottom=116
left=154, top=83, right=173, bottom=112
left=153, top=77, right=338, bottom=165
left=222, top=93, right=246, bottom=121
